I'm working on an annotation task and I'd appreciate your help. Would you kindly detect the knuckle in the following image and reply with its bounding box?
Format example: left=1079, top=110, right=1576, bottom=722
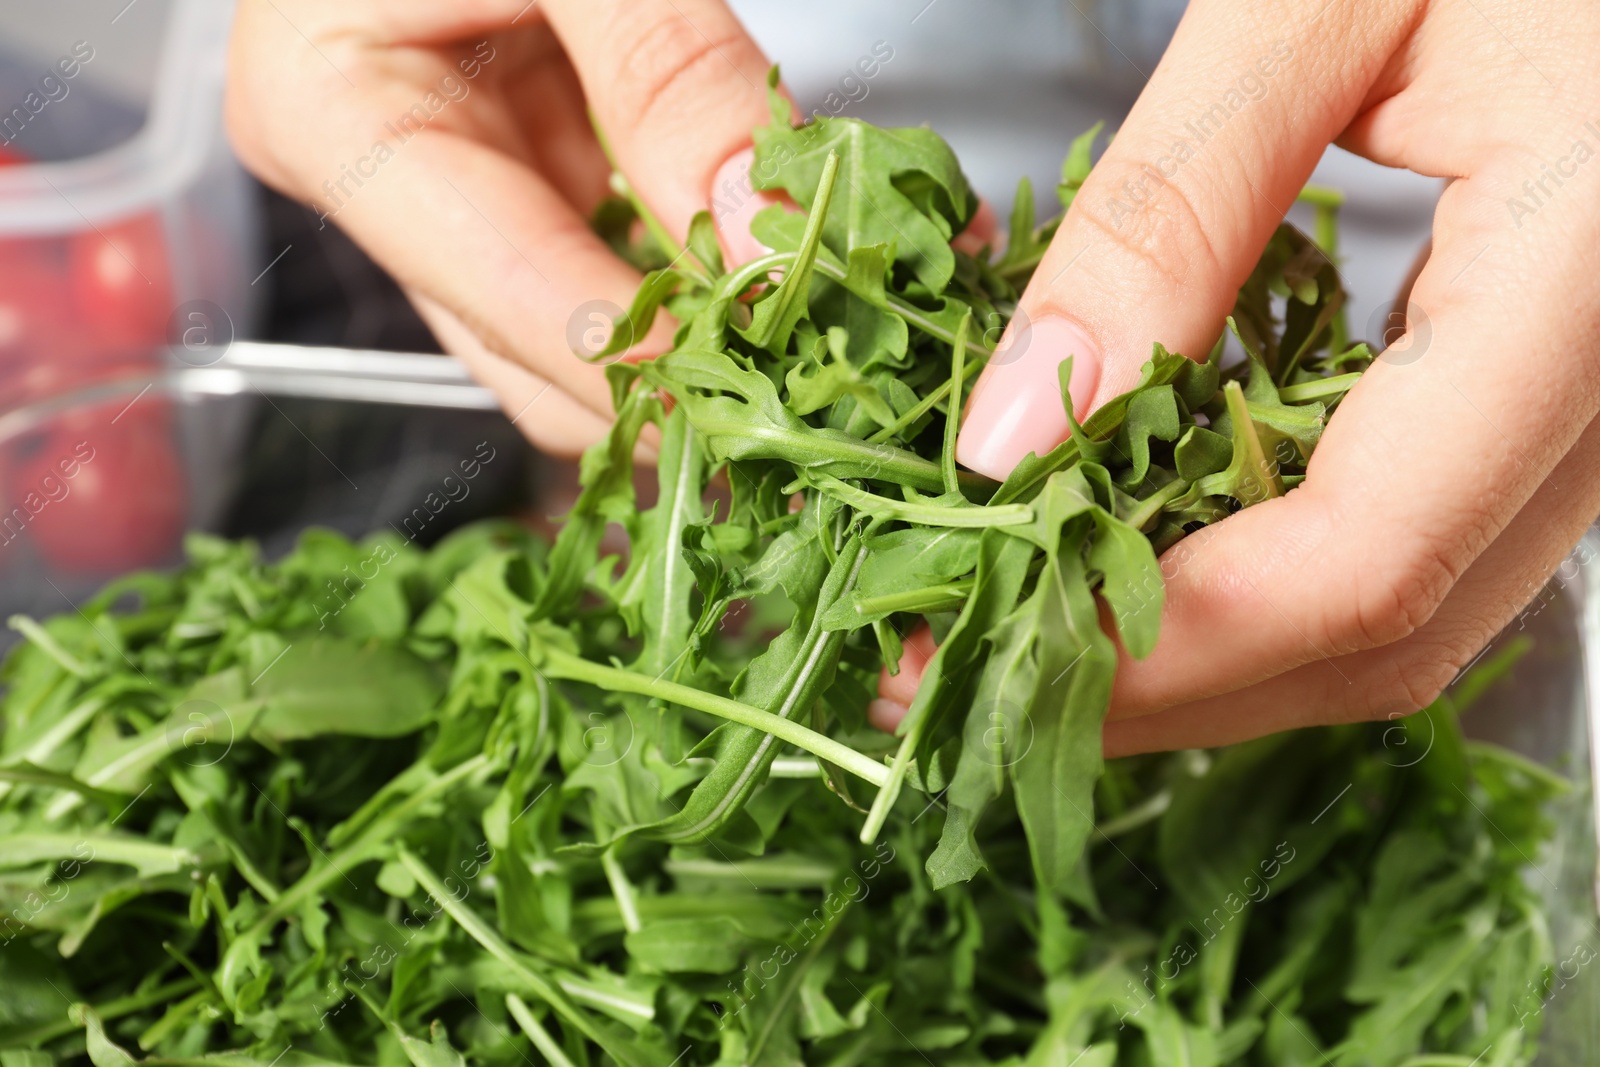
left=1356, top=631, right=1486, bottom=724
left=1329, top=535, right=1463, bottom=654
left=1076, top=165, right=1225, bottom=293
left=1344, top=661, right=1433, bottom=725
left=1369, top=654, right=1457, bottom=721
left=608, top=16, right=757, bottom=136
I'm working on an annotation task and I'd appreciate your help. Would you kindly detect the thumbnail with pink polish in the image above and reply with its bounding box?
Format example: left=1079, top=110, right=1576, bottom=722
left=956, top=315, right=1102, bottom=481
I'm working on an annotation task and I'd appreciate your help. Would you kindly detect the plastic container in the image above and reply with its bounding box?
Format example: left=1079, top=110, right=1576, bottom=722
left=0, top=345, right=518, bottom=604
left=0, top=0, right=259, bottom=400
left=0, top=356, right=1594, bottom=1061
left=0, top=0, right=262, bottom=579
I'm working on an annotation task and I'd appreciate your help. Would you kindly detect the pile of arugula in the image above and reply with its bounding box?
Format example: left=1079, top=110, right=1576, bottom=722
left=0, top=72, right=1571, bottom=1066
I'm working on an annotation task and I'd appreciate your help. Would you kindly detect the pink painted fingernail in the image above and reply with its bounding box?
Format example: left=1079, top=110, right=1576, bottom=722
left=709, top=147, right=787, bottom=267
left=956, top=315, right=1102, bottom=481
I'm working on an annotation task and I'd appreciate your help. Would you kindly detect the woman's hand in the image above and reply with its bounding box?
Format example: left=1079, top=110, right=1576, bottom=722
left=878, top=0, right=1600, bottom=754
left=225, top=0, right=784, bottom=458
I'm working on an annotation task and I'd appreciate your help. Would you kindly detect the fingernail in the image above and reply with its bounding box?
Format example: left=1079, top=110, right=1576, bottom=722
left=868, top=698, right=909, bottom=733
left=710, top=147, right=786, bottom=267
left=956, top=315, right=1101, bottom=481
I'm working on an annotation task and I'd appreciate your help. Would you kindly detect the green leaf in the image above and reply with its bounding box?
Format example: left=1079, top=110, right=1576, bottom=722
left=741, top=150, right=840, bottom=354
left=248, top=637, right=443, bottom=742
left=785, top=329, right=896, bottom=427
left=752, top=69, right=974, bottom=290
left=1058, top=121, right=1104, bottom=211
left=625, top=918, right=752, bottom=973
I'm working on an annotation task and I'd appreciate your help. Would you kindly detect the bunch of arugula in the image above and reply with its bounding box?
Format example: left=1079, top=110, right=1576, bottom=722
left=0, top=71, right=1570, bottom=1066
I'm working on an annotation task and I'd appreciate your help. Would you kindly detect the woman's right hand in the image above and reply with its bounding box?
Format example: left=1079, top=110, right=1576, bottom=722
left=224, top=0, right=783, bottom=458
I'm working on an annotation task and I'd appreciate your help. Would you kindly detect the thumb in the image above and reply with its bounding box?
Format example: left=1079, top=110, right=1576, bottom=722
left=956, top=0, right=1401, bottom=479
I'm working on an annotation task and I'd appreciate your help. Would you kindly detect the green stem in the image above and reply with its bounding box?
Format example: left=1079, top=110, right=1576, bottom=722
left=798, top=473, right=1031, bottom=529
left=1220, top=380, right=1282, bottom=503
left=539, top=647, right=888, bottom=787
left=600, top=846, right=641, bottom=934
left=1461, top=740, right=1574, bottom=794
left=1123, top=479, right=1191, bottom=532
left=0, top=766, right=125, bottom=809
left=866, top=339, right=988, bottom=448
left=1095, top=790, right=1172, bottom=840
left=710, top=247, right=992, bottom=378
left=853, top=581, right=973, bottom=618
left=2, top=694, right=103, bottom=770
left=1298, top=184, right=1348, bottom=351
left=663, top=855, right=837, bottom=887
left=942, top=310, right=971, bottom=495
left=399, top=850, right=623, bottom=1058
left=768, top=756, right=824, bottom=778
left=0, top=834, right=204, bottom=876
left=589, top=110, right=684, bottom=266
left=745, top=892, right=849, bottom=1063
left=136, top=988, right=211, bottom=1051
left=1278, top=372, right=1362, bottom=403
left=505, top=995, right=580, bottom=1067
left=817, top=260, right=991, bottom=361
left=997, top=248, right=1048, bottom=284
left=0, top=978, right=199, bottom=1045
left=8, top=615, right=91, bottom=678
left=1297, top=183, right=1345, bottom=214
left=860, top=721, right=922, bottom=845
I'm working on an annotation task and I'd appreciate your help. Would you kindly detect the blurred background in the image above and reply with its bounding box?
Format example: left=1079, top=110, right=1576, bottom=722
left=0, top=0, right=1436, bottom=620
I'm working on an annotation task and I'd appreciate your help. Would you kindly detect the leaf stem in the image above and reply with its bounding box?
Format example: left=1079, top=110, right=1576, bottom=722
left=589, top=108, right=686, bottom=267
left=399, top=849, right=615, bottom=1055
left=1277, top=372, right=1362, bottom=403
left=1298, top=184, right=1348, bottom=350
left=1094, top=789, right=1172, bottom=840
left=600, top=846, right=642, bottom=934
left=748, top=150, right=840, bottom=349
left=854, top=581, right=973, bottom=618
left=710, top=248, right=991, bottom=366
left=860, top=729, right=918, bottom=845
left=865, top=352, right=984, bottom=445
left=537, top=647, right=889, bottom=787
left=942, top=310, right=971, bottom=495
left=0, top=978, right=199, bottom=1045
left=505, top=995, right=580, bottom=1067
left=1123, top=479, right=1192, bottom=531
left=796, top=473, right=1031, bottom=529
left=8, top=614, right=91, bottom=678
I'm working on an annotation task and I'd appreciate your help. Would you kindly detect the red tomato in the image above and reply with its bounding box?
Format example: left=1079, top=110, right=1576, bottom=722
left=13, top=400, right=187, bottom=573
left=67, top=213, right=172, bottom=356
left=0, top=238, right=71, bottom=385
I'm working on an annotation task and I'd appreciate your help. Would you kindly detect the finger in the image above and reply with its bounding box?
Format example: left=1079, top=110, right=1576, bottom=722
left=956, top=0, right=1417, bottom=478
left=952, top=198, right=1001, bottom=257
left=1106, top=403, right=1600, bottom=757
left=318, top=0, right=547, bottom=44
left=540, top=0, right=776, bottom=256
left=409, top=293, right=618, bottom=459
left=870, top=626, right=937, bottom=733
left=1110, top=139, right=1600, bottom=720
left=227, top=4, right=670, bottom=423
